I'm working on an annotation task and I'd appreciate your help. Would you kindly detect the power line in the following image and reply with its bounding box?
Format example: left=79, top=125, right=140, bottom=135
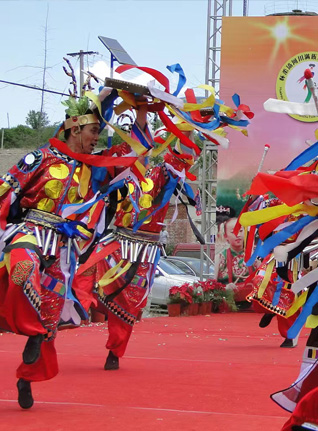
left=0, top=79, right=72, bottom=97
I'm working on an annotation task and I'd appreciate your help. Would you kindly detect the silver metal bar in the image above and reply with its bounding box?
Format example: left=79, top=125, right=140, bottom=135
left=124, top=239, right=129, bottom=260
left=41, top=228, right=46, bottom=249
left=150, top=246, right=158, bottom=264
left=72, top=238, right=82, bottom=256
left=66, top=237, right=72, bottom=264
left=43, top=229, right=53, bottom=255
left=99, top=232, right=114, bottom=244
left=147, top=245, right=155, bottom=263
left=3, top=222, right=26, bottom=242
left=129, top=242, right=135, bottom=262
left=303, top=243, right=318, bottom=254
left=134, top=242, right=141, bottom=261
left=34, top=226, right=42, bottom=248
left=120, top=239, right=125, bottom=259
left=311, top=251, right=318, bottom=261
left=141, top=244, right=149, bottom=263
left=50, top=232, right=58, bottom=256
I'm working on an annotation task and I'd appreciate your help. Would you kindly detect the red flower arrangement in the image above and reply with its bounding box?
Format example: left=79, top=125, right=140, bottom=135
left=169, top=283, right=193, bottom=305
left=169, top=279, right=237, bottom=311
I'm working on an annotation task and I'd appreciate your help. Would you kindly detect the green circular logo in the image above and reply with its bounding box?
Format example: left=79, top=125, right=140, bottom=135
left=276, top=51, right=318, bottom=122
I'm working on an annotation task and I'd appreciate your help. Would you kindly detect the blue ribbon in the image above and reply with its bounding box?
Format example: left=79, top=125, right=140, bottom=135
left=272, top=278, right=283, bottom=306
left=166, top=63, right=186, bottom=96
left=182, top=181, right=195, bottom=200
left=284, top=140, right=318, bottom=171
left=178, top=109, right=221, bottom=131
left=56, top=221, right=86, bottom=239
left=66, top=249, right=88, bottom=321
left=131, top=123, right=154, bottom=151
left=98, top=86, right=118, bottom=133
left=246, top=216, right=316, bottom=266
left=132, top=172, right=179, bottom=232
left=91, top=166, right=107, bottom=194
left=128, top=185, right=140, bottom=215
left=149, top=248, right=162, bottom=289
left=220, top=116, right=249, bottom=127
left=61, top=179, right=126, bottom=216
left=232, top=93, right=241, bottom=107
left=287, top=283, right=318, bottom=339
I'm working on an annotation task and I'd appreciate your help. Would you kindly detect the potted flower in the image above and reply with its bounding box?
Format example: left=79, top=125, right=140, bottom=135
left=189, top=284, right=203, bottom=315
left=168, top=284, right=193, bottom=317
left=197, top=279, right=237, bottom=313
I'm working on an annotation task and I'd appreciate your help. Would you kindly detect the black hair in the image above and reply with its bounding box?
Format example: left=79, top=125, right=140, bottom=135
left=216, top=206, right=236, bottom=225
left=63, top=109, right=94, bottom=141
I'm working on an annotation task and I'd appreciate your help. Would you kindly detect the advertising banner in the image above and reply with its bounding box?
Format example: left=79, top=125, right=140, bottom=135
left=216, top=16, right=318, bottom=302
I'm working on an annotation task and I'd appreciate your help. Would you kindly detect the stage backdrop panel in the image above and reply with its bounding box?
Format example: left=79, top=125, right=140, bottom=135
left=215, top=16, right=318, bottom=294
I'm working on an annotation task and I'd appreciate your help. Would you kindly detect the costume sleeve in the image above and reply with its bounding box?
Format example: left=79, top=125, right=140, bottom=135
left=0, top=149, right=45, bottom=229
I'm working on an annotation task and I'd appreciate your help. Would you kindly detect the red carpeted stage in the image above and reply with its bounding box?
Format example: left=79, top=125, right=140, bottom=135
left=0, top=312, right=304, bottom=431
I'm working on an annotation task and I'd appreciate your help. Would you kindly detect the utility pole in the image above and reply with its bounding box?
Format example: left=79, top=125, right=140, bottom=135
left=40, top=5, right=49, bottom=116
left=66, top=50, right=98, bottom=95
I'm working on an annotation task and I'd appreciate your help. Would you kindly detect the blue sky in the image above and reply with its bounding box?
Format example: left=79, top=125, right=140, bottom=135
left=1, top=0, right=316, bottom=129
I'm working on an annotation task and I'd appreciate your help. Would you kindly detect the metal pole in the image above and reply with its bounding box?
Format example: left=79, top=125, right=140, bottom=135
left=1, top=129, right=4, bottom=149
left=110, top=54, right=114, bottom=79
left=205, top=0, right=212, bottom=93
left=79, top=50, right=84, bottom=96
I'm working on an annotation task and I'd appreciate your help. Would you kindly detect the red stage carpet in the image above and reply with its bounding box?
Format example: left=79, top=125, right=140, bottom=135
left=0, top=312, right=305, bottom=431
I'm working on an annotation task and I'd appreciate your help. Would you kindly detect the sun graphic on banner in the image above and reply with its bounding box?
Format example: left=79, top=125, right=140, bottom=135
left=253, top=17, right=312, bottom=64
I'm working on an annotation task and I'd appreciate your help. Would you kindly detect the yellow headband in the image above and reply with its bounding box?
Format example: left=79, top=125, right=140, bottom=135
left=64, top=113, right=100, bottom=131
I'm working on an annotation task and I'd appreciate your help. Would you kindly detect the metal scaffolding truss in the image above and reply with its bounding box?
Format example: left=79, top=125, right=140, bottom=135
left=200, top=0, right=233, bottom=279
left=200, top=141, right=218, bottom=278
left=205, top=0, right=233, bottom=96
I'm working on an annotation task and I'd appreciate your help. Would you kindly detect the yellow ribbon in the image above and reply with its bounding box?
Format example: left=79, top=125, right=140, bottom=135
left=4, top=234, right=38, bottom=271
left=85, top=91, right=147, bottom=156
left=292, top=259, right=298, bottom=283
left=151, top=133, right=176, bottom=157
left=305, top=314, right=318, bottom=329
left=228, top=124, right=248, bottom=136
left=114, top=101, right=133, bottom=116
left=286, top=290, right=308, bottom=317
left=78, top=163, right=91, bottom=198
left=240, top=203, right=318, bottom=227
left=98, top=260, right=132, bottom=291
left=258, top=259, right=275, bottom=298
left=0, top=182, right=11, bottom=197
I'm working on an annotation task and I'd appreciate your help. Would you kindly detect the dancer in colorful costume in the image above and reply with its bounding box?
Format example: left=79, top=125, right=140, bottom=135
left=0, top=78, right=137, bottom=409
left=73, top=62, right=254, bottom=370
left=236, top=68, right=318, bottom=417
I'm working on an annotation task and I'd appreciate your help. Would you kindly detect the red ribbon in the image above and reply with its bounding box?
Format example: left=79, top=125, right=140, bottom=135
left=258, top=216, right=287, bottom=241
left=185, top=89, right=206, bottom=123
left=246, top=170, right=318, bottom=206
left=158, top=111, right=200, bottom=155
left=76, top=241, right=120, bottom=276
left=115, top=65, right=170, bottom=93
left=49, top=138, right=137, bottom=168
left=245, top=225, right=256, bottom=262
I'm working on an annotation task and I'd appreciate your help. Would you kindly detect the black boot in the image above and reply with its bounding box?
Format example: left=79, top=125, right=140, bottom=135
left=22, top=334, right=44, bottom=364
left=104, top=350, right=119, bottom=370
left=17, top=379, right=34, bottom=409
left=259, top=313, right=275, bottom=328
left=280, top=337, right=298, bottom=348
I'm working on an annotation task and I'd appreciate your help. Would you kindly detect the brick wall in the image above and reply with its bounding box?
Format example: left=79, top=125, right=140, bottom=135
left=164, top=203, right=197, bottom=248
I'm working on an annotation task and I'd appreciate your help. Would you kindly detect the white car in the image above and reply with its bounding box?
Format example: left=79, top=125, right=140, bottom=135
left=163, top=256, right=214, bottom=280
left=149, top=258, right=199, bottom=306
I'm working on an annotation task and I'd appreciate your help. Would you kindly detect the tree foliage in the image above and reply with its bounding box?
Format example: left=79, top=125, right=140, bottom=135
left=2, top=124, right=57, bottom=149
left=26, top=110, right=49, bottom=130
